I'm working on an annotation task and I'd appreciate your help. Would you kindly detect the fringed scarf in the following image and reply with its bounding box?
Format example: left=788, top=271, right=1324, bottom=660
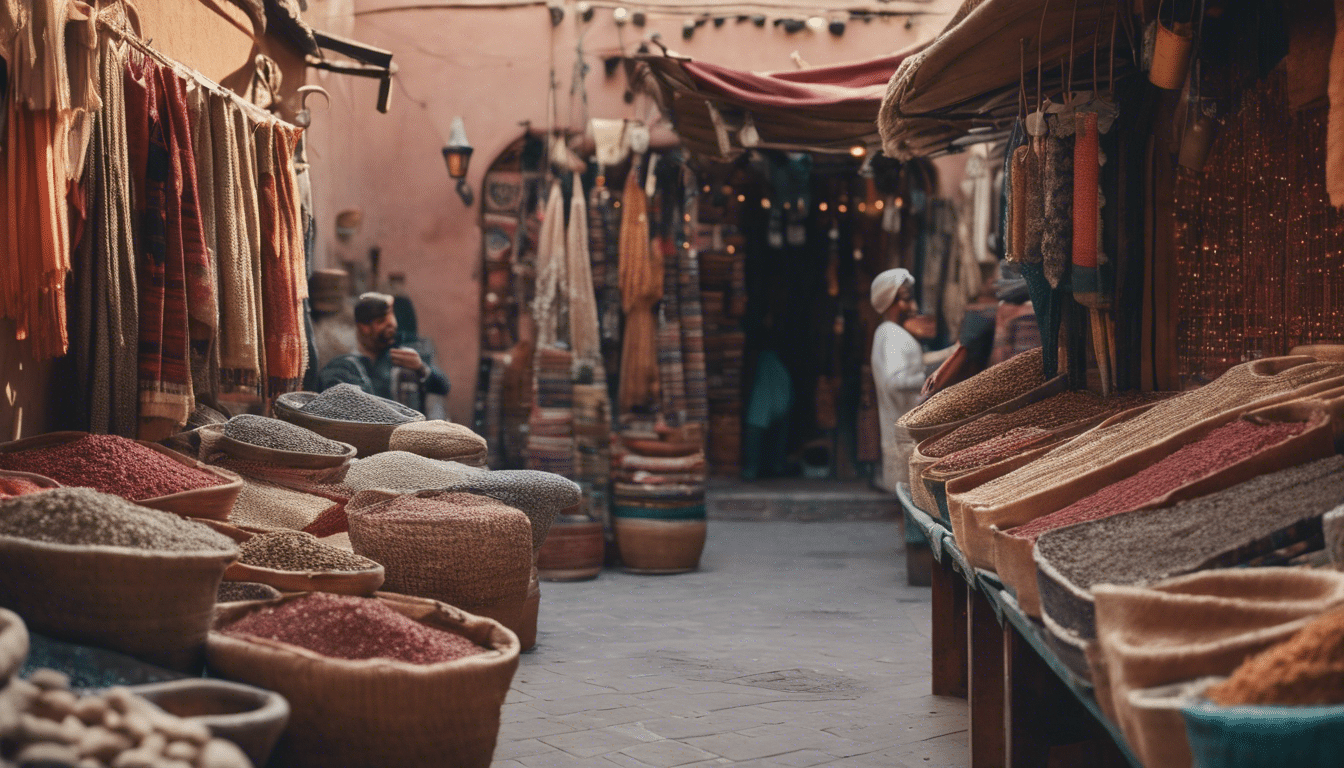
left=218, top=95, right=263, bottom=394
left=533, top=179, right=568, bottom=349
left=618, top=166, right=661, bottom=414
left=566, top=172, right=602, bottom=372
left=256, top=123, right=305, bottom=396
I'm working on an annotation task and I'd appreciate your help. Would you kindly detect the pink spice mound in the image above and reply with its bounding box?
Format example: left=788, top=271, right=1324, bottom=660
left=221, top=592, right=486, bottom=664
left=1008, top=419, right=1309, bottom=542
left=0, top=435, right=225, bottom=500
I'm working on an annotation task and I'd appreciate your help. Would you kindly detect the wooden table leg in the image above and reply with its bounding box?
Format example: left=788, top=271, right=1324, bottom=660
left=931, top=554, right=968, bottom=698
left=968, top=585, right=1006, bottom=768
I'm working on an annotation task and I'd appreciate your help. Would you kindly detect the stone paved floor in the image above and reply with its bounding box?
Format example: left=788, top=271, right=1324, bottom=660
left=493, top=521, right=968, bottom=767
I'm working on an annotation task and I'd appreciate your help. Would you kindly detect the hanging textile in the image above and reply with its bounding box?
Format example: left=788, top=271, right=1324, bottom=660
left=212, top=94, right=262, bottom=395
left=533, top=180, right=568, bottom=349
left=677, top=178, right=709, bottom=427
left=567, top=172, right=601, bottom=371
left=618, top=164, right=662, bottom=414
left=1042, top=113, right=1075, bottom=289
left=256, top=123, right=304, bottom=396
left=234, top=93, right=269, bottom=394
left=657, top=236, right=688, bottom=425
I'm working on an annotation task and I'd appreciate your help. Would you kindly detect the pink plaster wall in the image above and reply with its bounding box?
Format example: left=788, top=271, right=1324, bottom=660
left=303, top=0, right=961, bottom=422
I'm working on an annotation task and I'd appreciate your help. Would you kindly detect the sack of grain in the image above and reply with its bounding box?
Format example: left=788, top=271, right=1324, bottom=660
left=0, top=489, right=237, bottom=671
left=389, top=420, right=488, bottom=466
left=346, top=490, right=537, bottom=649
left=208, top=591, right=519, bottom=768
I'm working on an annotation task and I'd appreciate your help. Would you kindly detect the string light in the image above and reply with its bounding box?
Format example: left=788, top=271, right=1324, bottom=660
left=726, top=244, right=736, bottom=254
left=819, top=202, right=828, bottom=212
left=761, top=198, right=771, bottom=209
left=874, top=199, right=885, bottom=210
left=736, top=194, right=746, bottom=202
left=849, top=146, right=866, bottom=158
left=838, top=204, right=848, bottom=213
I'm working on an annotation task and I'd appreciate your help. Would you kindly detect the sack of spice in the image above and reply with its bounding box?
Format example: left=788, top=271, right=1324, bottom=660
left=0, top=488, right=238, bottom=672
left=208, top=591, right=520, bottom=768
left=346, top=490, right=538, bottom=649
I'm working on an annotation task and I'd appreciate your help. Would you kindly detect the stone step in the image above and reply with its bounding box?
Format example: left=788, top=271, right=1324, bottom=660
left=706, top=479, right=901, bottom=522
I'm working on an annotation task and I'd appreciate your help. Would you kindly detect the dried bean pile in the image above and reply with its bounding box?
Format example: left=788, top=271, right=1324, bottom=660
left=0, top=435, right=225, bottom=500
left=1012, top=419, right=1309, bottom=542
left=958, top=359, right=1344, bottom=513
left=224, top=414, right=347, bottom=455
left=1207, top=608, right=1344, bottom=706
left=923, top=390, right=1164, bottom=459
left=898, top=348, right=1045, bottom=428
left=928, top=427, right=1050, bottom=475
left=300, top=383, right=419, bottom=424
left=0, top=476, right=47, bottom=497
left=0, top=669, right=253, bottom=768
left=218, top=581, right=282, bottom=603
left=239, top=530, right=378, bottom=572
left=221, top=592, right=484, bottom=664
left=0, top=488, right=236, bottom=552
left=1036, top=456, right=1344, bottom=591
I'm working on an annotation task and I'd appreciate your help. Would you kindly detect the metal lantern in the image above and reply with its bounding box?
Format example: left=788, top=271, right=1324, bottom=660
left=442, top=117, right=475, bottom=206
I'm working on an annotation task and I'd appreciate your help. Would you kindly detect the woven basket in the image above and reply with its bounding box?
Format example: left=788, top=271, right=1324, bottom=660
left=536, top=519, right=605, bottom=581
left=273, top=391, right=424, bottom=457
left=346, top=490, right=536, bottom=650
left=613, top=517, right=707, bottom=574
left=207, top=592, right=520, bottom=768
left=0, top=534, right=235, bottom=671
left=997, top=402, right=1338, bottom=618
left=196, top=519, right=385, bottom=596
left=127, top=678, right=291, bottom=768
left=0, top=432, right=243, bottom=520
left=0, top=468, right=61, bottom=492
left=0, top=606, right=28, bottom=681
left=216, top=432, right=357, bottom=470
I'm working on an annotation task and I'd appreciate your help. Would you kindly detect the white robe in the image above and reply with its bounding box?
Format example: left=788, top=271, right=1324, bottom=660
left=871, top=320, right=925, bottom=492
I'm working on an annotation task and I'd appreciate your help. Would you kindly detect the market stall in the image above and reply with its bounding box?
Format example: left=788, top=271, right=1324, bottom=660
left=884, top=0, right=1344, bottom=765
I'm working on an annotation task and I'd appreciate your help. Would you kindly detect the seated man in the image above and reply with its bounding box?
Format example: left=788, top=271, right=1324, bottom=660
left=316, top=293, right=449, bottom=414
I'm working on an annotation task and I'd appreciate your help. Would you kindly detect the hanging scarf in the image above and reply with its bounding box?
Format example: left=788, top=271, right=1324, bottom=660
left=217, top=96, right=262, bottom=394
left=533, top=179, right=568, bottom=349
left=256, top=122, right=304, bottom=396
left=566, top=172, right=602, bottom=370
left=617, top=163, right=662, bottom=414
left=1072, top=110, right=1103, bottom=306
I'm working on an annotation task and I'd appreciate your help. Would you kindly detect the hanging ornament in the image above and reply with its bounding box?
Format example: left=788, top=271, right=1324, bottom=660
left=829, top=19, right=846, bottom=36
left=613, top=7, right=629, bottom=25
left=683, top=19, right=695, bottom=39
left=631, top=11, right=646, bottom=26
left=739, top=114, right=761, bottom=148
left=752, top=15, right=767, bottom=26
left=713, top=17, right=725, bottom=27
left=577, top=1, right=593, bottom=22
left=782, top=18, right=805, bottom=33
left=805, top=16, right=826, bottom=33
left=547, top=0, right=563, bottom=26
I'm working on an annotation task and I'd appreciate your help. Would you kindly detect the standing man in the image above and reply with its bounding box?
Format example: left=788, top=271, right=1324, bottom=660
left=316, top=293, right=450, bottom=415
left=869, top=269, right=925, bottom=493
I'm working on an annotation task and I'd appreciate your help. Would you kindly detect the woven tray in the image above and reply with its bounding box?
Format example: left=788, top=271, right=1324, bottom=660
left=999, top=399, right=1339, bottom=617
left=215, top=430, right=357, bottom=470
left=196, top=519, right=385, bottom=596
left=0, top=432, right=243, bottom=521
left=273, top=392, right=424, bottom=457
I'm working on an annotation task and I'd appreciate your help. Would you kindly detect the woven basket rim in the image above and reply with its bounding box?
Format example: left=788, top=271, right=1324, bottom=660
left=216, top=431, right=357, bottom=467
left=210, top=592, right=519, bottom=670
left=0, top=468, right=62, bottom=488
left=194, top=519, right=385, bottom=585
left=0, top=531, right=239, bottom=561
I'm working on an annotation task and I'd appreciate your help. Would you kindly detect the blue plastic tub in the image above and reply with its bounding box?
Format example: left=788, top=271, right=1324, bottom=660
left=1183, top=701, right=1344, bottom=768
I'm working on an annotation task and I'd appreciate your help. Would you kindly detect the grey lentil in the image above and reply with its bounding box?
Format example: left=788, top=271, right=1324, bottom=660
left=216, top=582, right=282, bottom=603
left=0, top=489, right=236, bottom=552
left=301, top=384, right=419, bottom=424
left=224, top=415, right=347, bottom=455
left=1036, top=455, right=1344, bottom=591
left=238, top=530, right=378, bottom=572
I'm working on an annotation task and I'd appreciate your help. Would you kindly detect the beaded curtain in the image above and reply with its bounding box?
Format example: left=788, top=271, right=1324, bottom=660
left=1173, top=73, right=1344, bottom=385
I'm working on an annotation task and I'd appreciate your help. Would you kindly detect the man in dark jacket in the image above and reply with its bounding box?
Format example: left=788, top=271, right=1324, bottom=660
left=316, top=293, right=449, bottom=414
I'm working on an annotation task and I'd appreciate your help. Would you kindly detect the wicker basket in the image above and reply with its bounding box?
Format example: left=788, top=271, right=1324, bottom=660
left=196, top=519, right=385, bottom=596
left=207, top=592, right=520, bottom=768
left=346, top=490, right=537, bottom=650
left=0, top=534, right=236, bottom=671
left=536, top=519, right=605, bottom=581
left=127, top=678, right=291, bottom=768
left=613, top=517, right=707, bottom=574
left=0, top=432, right=243, bottom=521
left=0, top=468, right=61, bottom=492
left=0, top=606, right=28, bottom=682
left=273, top=392, right=424, bottom=457
left=215, top=432, right=357, bottom=470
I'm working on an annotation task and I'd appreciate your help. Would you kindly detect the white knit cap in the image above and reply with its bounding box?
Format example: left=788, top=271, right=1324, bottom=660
left=870, top=268, right=915, bottom=313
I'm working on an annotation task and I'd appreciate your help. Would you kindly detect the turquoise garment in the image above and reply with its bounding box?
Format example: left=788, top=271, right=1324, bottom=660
left=745, top=350, right=792, bottom=430
left=316, top=348, right=449, bottom=415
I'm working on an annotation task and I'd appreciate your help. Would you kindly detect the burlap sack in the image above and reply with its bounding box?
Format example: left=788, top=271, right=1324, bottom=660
left=1092, top=569, right=1344, bottom=768
left=346, top=490, right=536, bottom=649
left=208, top=592, right=520, bottom=768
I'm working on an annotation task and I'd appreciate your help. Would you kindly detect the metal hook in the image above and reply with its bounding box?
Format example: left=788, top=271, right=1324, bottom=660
left=294, top=85, right=330, bottom=128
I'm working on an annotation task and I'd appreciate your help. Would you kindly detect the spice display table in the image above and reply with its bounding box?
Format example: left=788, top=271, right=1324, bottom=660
left=898, top=483, right=1141, bottom=768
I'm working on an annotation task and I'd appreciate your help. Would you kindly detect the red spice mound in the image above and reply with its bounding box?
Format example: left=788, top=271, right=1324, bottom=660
left=221, top=592, right=486, bottom=664
left=928, top=427, right=1050, bottom=475
left=1009, top=419, right=1308, bottom=542
left=0, top=477, right=47, bottom=498
left=0, top=435, right=225, bottom=500
left=1207, top=608, right=1344, bottom=706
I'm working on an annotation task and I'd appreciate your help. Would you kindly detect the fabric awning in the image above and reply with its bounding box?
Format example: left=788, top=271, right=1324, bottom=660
left=633, top=44, right=925, bottom=158
left=878, top=0, right=1135, bottom=159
